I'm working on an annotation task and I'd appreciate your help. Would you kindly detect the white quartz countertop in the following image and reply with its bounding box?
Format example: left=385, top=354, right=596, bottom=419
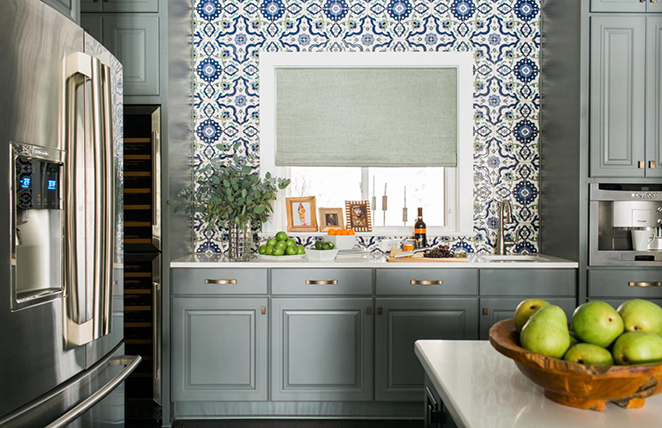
left=170, top=253, right=578, bottom=269
left=415, top=340, right=662, bottom=428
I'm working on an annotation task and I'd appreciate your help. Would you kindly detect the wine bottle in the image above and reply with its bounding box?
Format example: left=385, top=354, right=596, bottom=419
left=414, top=207, right=427, bottom=248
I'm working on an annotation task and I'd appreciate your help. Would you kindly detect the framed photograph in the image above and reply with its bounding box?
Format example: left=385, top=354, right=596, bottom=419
left=286, top=196, right=318, bottom=232
left=319, top=208, right=344, bottom=232
left=345, top=200, right=372, bottom=232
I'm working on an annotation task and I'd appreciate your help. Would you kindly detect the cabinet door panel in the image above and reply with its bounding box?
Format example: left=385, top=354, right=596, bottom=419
left=588, top=269, right=662, bottom=298
left=42, top=0, right=76, bottom=21
left=647, top=17, right=662, bottom=177
left=375, top=298, right=478, bottom=402
left=172, top=297, right=268, bottom=401
left=590, top=16, right=646, bottom=178
left=81, top=14, right=102, bottom=45
left=103, top=0, right=158, bottom=12
left=591, top=0, right=647, bottom=13
left=102, top=15, right=159, bottom=96
left=478, top=298, right=576, bottom=340
left=271, top=298, right=373, bottom=401
left=81, top=0, right=102, bottom=13
left=649, top=0, right=662, bottom=13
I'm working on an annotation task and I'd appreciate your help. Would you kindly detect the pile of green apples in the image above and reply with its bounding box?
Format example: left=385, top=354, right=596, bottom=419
left=258, top=231, right=306, bottom=256
left=515, top=299, right=662, bottom=367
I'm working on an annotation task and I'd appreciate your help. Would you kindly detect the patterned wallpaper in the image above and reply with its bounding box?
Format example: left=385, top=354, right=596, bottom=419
left=192, top=0, right=541, bottom=254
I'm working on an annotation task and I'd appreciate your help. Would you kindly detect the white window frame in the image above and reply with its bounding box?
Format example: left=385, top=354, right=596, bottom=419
left=259, top=51, right=474, bottom=236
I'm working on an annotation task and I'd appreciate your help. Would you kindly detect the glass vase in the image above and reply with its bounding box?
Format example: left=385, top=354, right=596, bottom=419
left=227, top=222, right=255, bottom=261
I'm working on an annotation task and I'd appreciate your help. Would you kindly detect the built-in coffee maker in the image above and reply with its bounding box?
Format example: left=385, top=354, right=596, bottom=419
left=590, top=183, right=662, bottom=266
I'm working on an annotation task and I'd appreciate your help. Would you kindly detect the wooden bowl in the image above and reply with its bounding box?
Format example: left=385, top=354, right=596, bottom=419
left=489, top=318, right=662, bottom=411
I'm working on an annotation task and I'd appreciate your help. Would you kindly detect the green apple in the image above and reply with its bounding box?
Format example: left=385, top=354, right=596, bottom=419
left=618, top=299, right=662, bottom=335
left=286, top=238, right=297, bottom=247
left=296, top=245, right=305, bottom=255
left=564, top=343, right=614, bottom=367
left=275, top=231, right=288, bottom=241
left=571, top=301, right=624, bottom=348
left=265, top=245, right=274, bottom=255
left=267, top=238, right=277, bottom=247
left=569, top=331, right=579, bottom=348
left=276, top=240, right=288, bottom=250
left=272, top=247, right=285, bottom=256
left=286, top=246, right=297, bottom=256
left=314, top=240, right=324, bottom=250
left=514, top=299, right=550, bottom=332
left=258, top=245, right=267, bottom=255
left=520, top=305, right=570, bottom=359
left=612, top=331, right=662, bottom=365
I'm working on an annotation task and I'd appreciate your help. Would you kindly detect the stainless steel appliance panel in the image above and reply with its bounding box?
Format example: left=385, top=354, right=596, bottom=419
left=0, top=0, right=87, bottom=418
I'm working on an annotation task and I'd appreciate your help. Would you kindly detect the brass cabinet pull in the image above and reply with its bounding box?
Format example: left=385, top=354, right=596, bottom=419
left=650, top=161, right=657, bottom=169
left=628, top=281, right=662, bottom=287
left=306, top=280, right=338, bottom=285
left=482, top=307, right=489, bottom=315
left=204, top=279, right=237, bottom=285
left=410, top=280, right=443, bottom=286
left=377, top=307, right=383, bottom=315
left=366, top=307, right=372, bottom=315
left=638, top=161, right=646, bottom=169
left=260, top=306, right=266, bottom=315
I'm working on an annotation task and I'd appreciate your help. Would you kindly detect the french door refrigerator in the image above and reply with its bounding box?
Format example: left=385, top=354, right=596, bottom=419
left=0, top=0, right=139, bottom=426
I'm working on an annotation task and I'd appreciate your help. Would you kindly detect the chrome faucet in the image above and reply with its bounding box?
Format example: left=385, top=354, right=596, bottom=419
left=495, top=200, right=514, bottom=255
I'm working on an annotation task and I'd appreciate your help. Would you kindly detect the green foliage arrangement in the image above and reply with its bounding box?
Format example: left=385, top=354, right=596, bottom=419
left=170, top=142, right=290, bottom=231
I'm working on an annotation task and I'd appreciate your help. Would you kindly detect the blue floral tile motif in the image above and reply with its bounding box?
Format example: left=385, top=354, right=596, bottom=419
left=192, top=0, right=542, bottom=255
left=513, top=119, right=539, bottom=144
left=260, top=0, right=285, bottom=21
left=387, top=0, right=412, bottom=22
left=196, top=119, right=222, bottom=144
left=451, top=0, right=476, bottom=21
left=513, top=180, right=539, bottom=205
left=196, top=0, right=222, bottom=21
left=514, top=58, right=539, bottom=83
left=196, top=58, right=222, bottom=83
left=323, top=0, right=348, bottom=22
left=514, top=0, right=539, bottom=22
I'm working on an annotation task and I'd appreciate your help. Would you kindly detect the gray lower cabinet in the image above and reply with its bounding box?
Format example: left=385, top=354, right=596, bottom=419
left=590, top=16, right=647, bottom=178
left=375, top=298, right=478, bottom=402
left=271, top=297, right=374, bottom=401
left=81, top=0, right=158, bottom=13
left=591, top=0, right=647, bottom=13
left=172, top=297, right=268, bottom=401
left=479, top=297, right=577, bottom=340
left=648, top=16, right=662, bottom=177
left=588, top=268, right=662, bottom=299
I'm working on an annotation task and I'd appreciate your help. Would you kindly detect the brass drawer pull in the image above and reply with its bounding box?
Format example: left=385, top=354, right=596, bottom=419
left=306, top=280, right=338, bottom=285
left=638, top=160, right=645, bottom=169
left=204, top=279, right=237, bottom=285
left=260, top=306, right=266, bottom=315
left=650, top=161, right=657, bottom=169
left=411, top=280, right=443, bottom=286
left=628, top=281, right=662, bottom=287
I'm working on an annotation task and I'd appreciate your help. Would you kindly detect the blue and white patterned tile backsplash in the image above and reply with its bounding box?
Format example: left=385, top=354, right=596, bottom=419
left=191, top=0, right=541, bottom=254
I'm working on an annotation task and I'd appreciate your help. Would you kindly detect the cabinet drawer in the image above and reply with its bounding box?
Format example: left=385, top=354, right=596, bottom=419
left=172, top=269, right=268, bottom=295
left=589, top=269, right=662, bottom=298
left=375, top=269, right=477, bottom=296
left=480, top=269, right=576, bottom=297
left=271, top=269, right=372, bottom=295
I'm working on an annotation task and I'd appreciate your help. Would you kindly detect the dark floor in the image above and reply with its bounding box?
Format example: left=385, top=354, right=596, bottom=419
left=172, top=420, right=424, bottom=428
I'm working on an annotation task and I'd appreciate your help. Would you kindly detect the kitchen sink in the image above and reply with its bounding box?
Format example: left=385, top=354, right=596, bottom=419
left=480, top=255, right=549, bottom=262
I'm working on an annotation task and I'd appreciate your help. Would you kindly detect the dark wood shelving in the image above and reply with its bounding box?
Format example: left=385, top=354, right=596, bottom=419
left=125, top=188, right=152, bottom=194
left=125, top=171, right=151, bottom=177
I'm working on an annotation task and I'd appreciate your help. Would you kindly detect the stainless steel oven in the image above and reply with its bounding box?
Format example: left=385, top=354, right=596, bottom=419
left=590, top=183, right=662, bottom=266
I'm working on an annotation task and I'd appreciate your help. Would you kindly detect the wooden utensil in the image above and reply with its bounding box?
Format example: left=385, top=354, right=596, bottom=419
left=489, top=318, right=662, bottom=411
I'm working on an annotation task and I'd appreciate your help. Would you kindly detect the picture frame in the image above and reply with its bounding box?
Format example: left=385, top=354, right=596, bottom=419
left=286, top=196, right=318, bottom=232
left=345, top=200, right=372, bottom=232
left=318, top=207, right=344, bottom=232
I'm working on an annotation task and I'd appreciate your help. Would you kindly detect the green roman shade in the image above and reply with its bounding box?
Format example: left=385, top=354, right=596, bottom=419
left=274, top=67, right=458, bottom=167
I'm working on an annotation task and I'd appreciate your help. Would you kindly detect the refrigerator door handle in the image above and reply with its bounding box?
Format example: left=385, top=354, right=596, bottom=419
left=44, top=355, right=141, bottom=428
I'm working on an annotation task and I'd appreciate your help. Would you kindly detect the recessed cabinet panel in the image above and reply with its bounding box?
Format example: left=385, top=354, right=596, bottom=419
left=81, top=0, right=102, bottom=12
left=588, top=269, right=662, bottom=298
left=591, top=0, right=647, bottom=13
left=81, top=14, right=102, bottom=44
left=478, top=298, right=576, bottom=340
left=102, top=15, right=159, bottom=96
left=375, top=298, right=478, bottom=402
left=172, top=297, right=268, bottom=401
left=271, top=298, right=373, bottom=401
left=650, top=0, right=662, bottom=13
left=647, top=17, right=662, bottom=178
left=590, top=16, right=646, bottom=178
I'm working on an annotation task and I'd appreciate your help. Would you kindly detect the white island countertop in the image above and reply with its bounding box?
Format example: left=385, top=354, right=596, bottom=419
left=415, top=340, right=662, bottom=428
left=170, top=253, right=578, bottom=269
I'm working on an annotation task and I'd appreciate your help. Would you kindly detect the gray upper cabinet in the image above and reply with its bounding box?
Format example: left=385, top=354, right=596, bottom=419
left=171, top=297, right=268, bottom=401
left=271, top=298, right=374, bottom=402
left=81, top=14, right=102, bottom=44
left=590, top=16, right=646, bottom=178
left=648, top=17, right=662, bottom=177
left=101, top=15, right=160, bottom=96
left=591, top=0, right=647, bottom=13
left=82, top=0, right=158, bottom=13
left=42, top=0, right=79, bottom=23
left=375, top=298, right=478, bottom=402
left=650, top=0, right=662, bottom=13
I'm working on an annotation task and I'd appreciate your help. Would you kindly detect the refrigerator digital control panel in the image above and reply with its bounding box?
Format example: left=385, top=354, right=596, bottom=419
left=15, top=157, right=61, bottom=210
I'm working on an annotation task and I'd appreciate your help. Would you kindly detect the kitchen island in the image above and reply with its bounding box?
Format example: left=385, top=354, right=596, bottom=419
left=415, top=340, right=662, bottom=428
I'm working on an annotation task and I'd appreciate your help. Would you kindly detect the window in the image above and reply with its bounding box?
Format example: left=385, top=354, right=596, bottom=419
left=259, top=52, right=474, bottom=235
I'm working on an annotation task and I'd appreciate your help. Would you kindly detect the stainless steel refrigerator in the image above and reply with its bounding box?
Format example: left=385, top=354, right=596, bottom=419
left=0, top=0, right=139, bottom=426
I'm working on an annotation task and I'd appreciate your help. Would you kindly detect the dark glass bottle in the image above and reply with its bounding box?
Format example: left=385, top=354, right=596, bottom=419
left=414, top=207, right=427, bottom=248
